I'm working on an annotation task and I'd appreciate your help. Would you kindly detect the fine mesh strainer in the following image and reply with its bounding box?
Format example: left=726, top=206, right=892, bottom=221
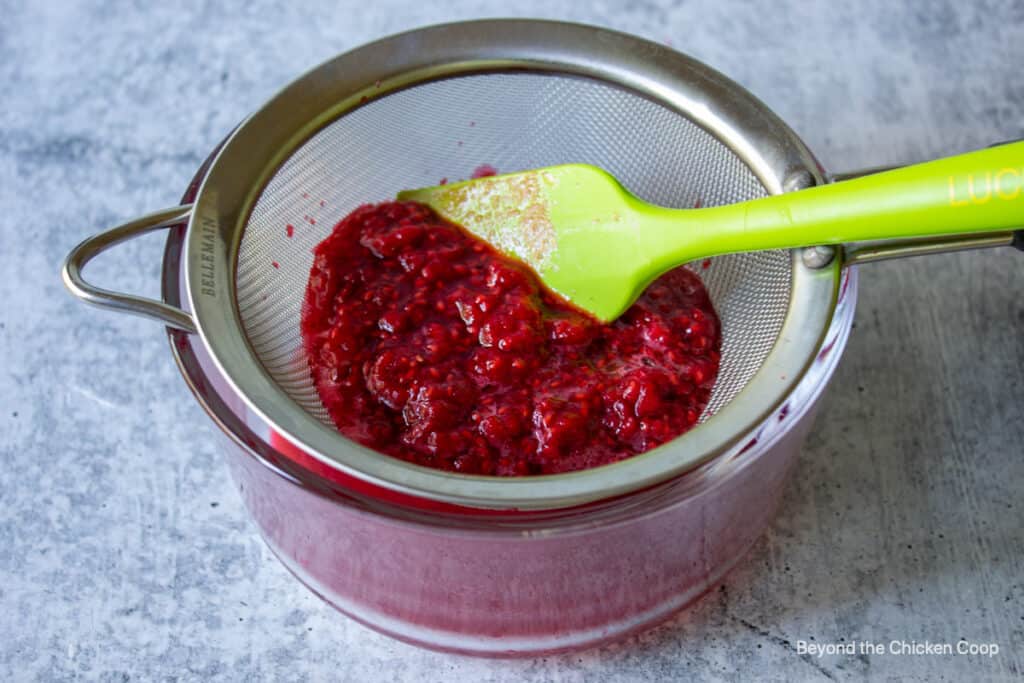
left=240, top=72, right=790, bottom=426
left=62, top=20, right=851, bottom=509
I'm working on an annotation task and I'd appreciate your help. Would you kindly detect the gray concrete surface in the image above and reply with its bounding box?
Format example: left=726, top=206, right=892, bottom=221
left=2, top=1, right=1022, bottom=681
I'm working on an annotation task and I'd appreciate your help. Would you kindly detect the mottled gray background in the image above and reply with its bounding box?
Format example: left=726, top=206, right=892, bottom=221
left=2, top=1, right=1022, bottom=681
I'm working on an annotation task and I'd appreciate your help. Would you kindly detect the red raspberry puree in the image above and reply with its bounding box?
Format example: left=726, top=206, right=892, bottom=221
left=301, top=201, right=721, bottom=476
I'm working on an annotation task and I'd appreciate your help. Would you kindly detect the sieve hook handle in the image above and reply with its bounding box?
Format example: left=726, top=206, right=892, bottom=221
left=62, top=205, right=197, bottom=334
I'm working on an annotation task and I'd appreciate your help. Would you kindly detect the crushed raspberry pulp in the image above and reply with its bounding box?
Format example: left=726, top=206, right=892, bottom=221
left=301, top=201, right=721, bottom=476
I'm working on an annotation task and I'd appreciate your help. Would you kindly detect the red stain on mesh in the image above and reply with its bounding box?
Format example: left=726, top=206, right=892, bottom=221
left=471, top=164, right=498, bottom=179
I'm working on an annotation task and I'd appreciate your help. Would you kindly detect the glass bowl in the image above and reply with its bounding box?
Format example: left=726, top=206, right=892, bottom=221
left=159, top=152, right=858, bottom=656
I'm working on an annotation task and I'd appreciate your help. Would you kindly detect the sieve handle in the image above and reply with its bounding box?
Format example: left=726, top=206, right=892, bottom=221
left=62, top=205, right=197, bottom=333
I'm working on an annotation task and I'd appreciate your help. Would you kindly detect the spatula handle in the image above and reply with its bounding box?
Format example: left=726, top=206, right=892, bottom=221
left=711, top=141, right=1024, bottom=252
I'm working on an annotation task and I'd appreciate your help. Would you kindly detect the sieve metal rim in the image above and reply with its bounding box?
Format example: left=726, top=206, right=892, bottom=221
left=183, top=19, right=840, bottom=510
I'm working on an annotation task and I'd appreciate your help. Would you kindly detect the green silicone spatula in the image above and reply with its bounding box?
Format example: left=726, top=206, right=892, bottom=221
left=398, top=142, right=1024, bottom=322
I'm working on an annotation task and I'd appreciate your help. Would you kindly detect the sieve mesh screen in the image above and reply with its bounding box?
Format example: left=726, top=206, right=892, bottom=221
left=237, top=72, right=791, bottom=428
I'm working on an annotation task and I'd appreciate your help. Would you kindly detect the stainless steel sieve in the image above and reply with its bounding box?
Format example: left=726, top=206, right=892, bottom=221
left=64, top=20, right=1009, bottom=510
